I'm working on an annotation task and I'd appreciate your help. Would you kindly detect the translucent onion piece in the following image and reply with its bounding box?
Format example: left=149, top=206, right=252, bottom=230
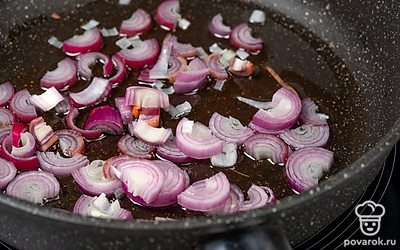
left=228, top=57, right=255, bottom=77
left=133, top=119, right=171, bottom=146
left=29, top=87, right=64, bottom=112
left=149, top=41, right=173, bottom=79
left=125, top=86, right=169, bottom=108
left=211, top=143, right=238, bottom=168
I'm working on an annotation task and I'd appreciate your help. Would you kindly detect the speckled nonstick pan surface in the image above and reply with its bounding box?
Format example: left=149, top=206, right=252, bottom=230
left=0, top=0, right=399, bottom=249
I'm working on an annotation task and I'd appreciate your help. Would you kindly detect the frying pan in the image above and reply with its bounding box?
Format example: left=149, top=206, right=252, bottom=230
left=0, top=0, right=399, bottom=249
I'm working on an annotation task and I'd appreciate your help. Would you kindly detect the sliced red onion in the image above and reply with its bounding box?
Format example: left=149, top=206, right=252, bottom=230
left=11, top=132, right=36, bottom=158
left=138, top=65, right=157, bottom=84
left=109, top=55, right=126, bottom=85
left=177, top=171, right=230, bottom=212
left=29, top=117, right=59, bottom=152
left=0, top=82, right=14, bottom=107
left=228, top=57, right=255, bottom=77
left=56, top=129, right=85, bottom=157
left=174, top=58, right=210, bottom=93
left=116, top=38, right=160, bottom=68
left=133, top=119, right=171, bottom=146
left=219, top=49, right=236, bottom=67
left=54, top=97, right=71, bottom=115
left=0, top=108, right=15, bottom=125
left=211, top=143, right=238, bottom=168
left=125, top=86, right=169, bottom=108
left=149, top=41, right=173, bottom=79
left=175, top=118, right=224, bottom=159
left=236, top=96, right=271, bottom=110
left=251, top=87, right=302, bottom=131
left=139, top=113, right=160, bottom=128
left=163, top=34, right=198, bottom=58
left=100, top=27, right=119, bottom=37
left=77, top=52, right=112, bottom=80
left=115, top=97, right=133, bottom=124
left=83, top=106, right=124, bottom=135
left=120, top=8, right=152, bottom=37
left=80, top=19, right=99, bottom=31
left=238, top=184, right=277, bottom=212
left=6, top=171, right=60, bottom=204
left=12, top=121, right=28, bottom=147
left=168, top=101, right=192, bottom=119
left=40, top=58, right=78, bottom=90
left=0, top=125, right=12, bottom=147
left=156, top=0, right=180, bottom=31
left=47, top=36, right=63, bottom=49
left=69, top=77, right=111, bottom=108
left=209, top=13, right=232, bottom=38
left=29, top=87, right=64, bottom=112
left=118, top=134, right=155, bottom=159
left=102, top=155, right=132, bottom=179
left=230, top=23, right=263, bottom=52
left=285, top=147, right=334, bottom=193
left=195, top=46, right=208, bottom=59
left=207, top=184, right=244, bottom=215
left=204, top=54, right=229, bottom=80
left=156, top=139, right=193, bottom=163
left=73, top=193, right=132, bottom=220
left=63, top=28, right=103, bottom=56
left=248, top=122, right=286, bottom=135
left=209, top=112, right=255, bottom=145
left=66, top=107, right=102, bottom=139
left=9, top=89, right=37, bottom=123
left=236, top=49, right=249, bottom=60
left=37, top=151, right=89, bottom=175
left=0, top=158, right=17, bottom=190
left=299, top=97, right=328, bottom=126
left=244, top=134, right=289, bottom=164
left=168, top=55, right=187, bottom=83
left=125, top=160, right=186, bottom=207
left=72, top=160, right=121, bottom=196
left=1, top=135, right=39, bottom=171
left=178, top=18, right=191, bottom=30
left=280, top=124, right=330, bottom=150
left=114, top=158, right=165, bottom=204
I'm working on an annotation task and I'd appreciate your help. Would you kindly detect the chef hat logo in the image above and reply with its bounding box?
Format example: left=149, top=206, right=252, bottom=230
left=355, top=200, right=385, bottom=236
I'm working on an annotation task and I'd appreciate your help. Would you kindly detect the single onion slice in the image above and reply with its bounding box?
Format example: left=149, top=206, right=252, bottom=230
left=228, top=57, right=255, bottom=77
left=1, top=135, right=39, bottom=171
left=207, top=184, right=244, bottom=215
left=77, top=52, right=112, bottom=80
left=73, top=193, right=132, bottom=220
left=0, top=125, right=12, bottom=147
left=69, top=77, right=112, bottom=108
left=230, top=23, right=263, bottom=52
left=203, top=54, right=229, bottom=80
left=11, top=132, right=36, bottom=158
left=168, top=55, right=187, bottom=83
left=133, top=119, right=171, bottom=146
left=238, top=184, right=277, bottom=212
left=156, top=139, right=193, bottom=163
left=174, top=58, right=210, bottom=93
left=9, top=89, right=37, bottom=123
left=177, top=172, right=230, bottom=212
left=29, top=117, right=59, bottom=152
left=6, top=171, right=60, bottom=204
left=163, top=34, right=198, bottom=58
left=72, top=160, right=121, bottom=196
left=209, top=13, right=232, bottom=38
left=102, top=155, right=131, bottom=179
left=12, top=121, right=28, bottom=147
left=56, top=129, right=85, bottom=157
left=125, top=86, right=169, bottom=108
left=63, top=28, right=103, bottom=56
left=0, top=158, right=17, bottom=190
left=0, top=108, right=15, bottom=125
left=280, top=124, right=330, bottom=150
left=28, top=87, right=64, bottom=112
left=83, top=106, right=124, bottom=135
left=40, top=58, right=78, bottom=90
left=54, top=97, right=71, bottom=115
left=118, top=134, right=155, bottom=159
left=114, top=158, right=165, bottom=204
left=175, top=118, right=224, bottom=159
left=285, top=147, right=334, bottom=193
left=109, top=55, right=126, bottom=85
left=125, top=160, right=187, bottom=207
left=66, top=107, right=103, bottom=139
left=251, top=87, right=302, bottom=131
left=149, top=41, right=173, bottom=79
left=211, top=143, right=238, bottom=168
left=37, top=151, right=89, bottom=176
left=209, top=112, right=255, bottom=145
left=299, top=97, right=328, bottom=126
left=120, top=8, right=152, bottom=36
left=156, top=0, right=180, bottom=31
left=115, top=97, right=133, bottom=124
left=0, top=82, right=15, bottom=107
left=116, top=38, right=160, bottom=68
left=244, top=134, right=289, bottom=164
